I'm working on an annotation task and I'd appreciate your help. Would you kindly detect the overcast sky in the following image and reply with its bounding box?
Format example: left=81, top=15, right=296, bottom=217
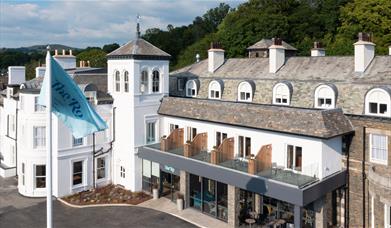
left=0, top=0, right=246, bottom=48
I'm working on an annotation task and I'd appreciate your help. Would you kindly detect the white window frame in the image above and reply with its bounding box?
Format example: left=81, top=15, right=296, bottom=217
left=365, top=88, right=391, bottom=117
left=186, top=80, right=197, bottom=97
left=369, top=134, right=388, bottom=165
left=72, top=136, right=84, bottom=147
left=71, top=160, right=85, bottom=188
left=96, top=156, right=106, bottom=180
left=152, top=70, right=160, bottom=93
left=34, top=164, right=46, bottom=189
left=120, top=166, right=126, bottom=178
left=140, top=70, right=149, bottom=93
left=33, top=126, right=46, bottom=149
left=315, top=85, right=336, bottom=109
left=146, top=121, right=156, bottom=144
left=21, top=163, right=25, bottom=186
left=238, top=81, right=253, bottom=102
left=124, top=71, right=129, bottom=93
left=237, top=135, right=251, bottom=159
left=114, top=71, right=121, bottom=92
left=286, top=144, right=303, bottom=171
left=273, top=83, right=291, bottom=105
left=186, top=126, right=197, bottom=141
left=34, top=96, right=45, bottom=112
left=208, top=80, right=221, bottom=99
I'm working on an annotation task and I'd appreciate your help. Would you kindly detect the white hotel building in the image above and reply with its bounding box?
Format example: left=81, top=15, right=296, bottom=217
left=0, top=31, right=390, bottom=227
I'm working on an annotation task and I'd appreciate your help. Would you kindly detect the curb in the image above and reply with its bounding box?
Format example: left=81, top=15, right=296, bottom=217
left=57, top=198, right=205, bottom=228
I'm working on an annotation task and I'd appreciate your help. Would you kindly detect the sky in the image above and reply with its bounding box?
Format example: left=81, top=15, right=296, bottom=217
left=0, top=0, right=246, bottom=48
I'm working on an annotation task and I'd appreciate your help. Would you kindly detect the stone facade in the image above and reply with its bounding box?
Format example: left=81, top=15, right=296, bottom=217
left=228, top=185, right=240, bottom=228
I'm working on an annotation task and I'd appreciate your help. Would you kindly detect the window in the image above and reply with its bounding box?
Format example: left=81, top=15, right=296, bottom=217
left=33, top=126, right=46, bottom=148
left=97, top=157, right=106, bottom=179
left=115, top=71, right=120, bottom=92
left=186, top=80, right=197, bottom=97
left=35, top=96, right=45, bottom=112
left=315, top=85, right=336, bottom=109
left=72, top=161, right=83, bottom=186
left=140, top=70, right=149, bottom=93
left=238, top=81, right=253, bottom=102
left=365, top=88, right=390, bottom=117
left=21, top=163, right=25, bottom=186
left=120, top=166, right=126, bottom=178
left=146, top=122, right=156, bottom=144
left=177, top=78, right=184, bottom=91
left=370, top=134, right=388, bottom=165
left=238, top=136, right=251, bottom=158
left=209, top=81, right=222, bottom=99
left=187, top=127, right=197, bottom=141
left=72, top=136, right=83, bottom=147
left=215, top=131, right=227, bottom=147
left=124, top=71, right=129, bottom=92
left=287, top=145, right=302, bottom=171
left=273, top=83, right=291, bottom=105
left=152, top=70, right=160, bottom=93
left=169, top=124, right=179, bottom=133
left=35, top=165, right=46, bottom=188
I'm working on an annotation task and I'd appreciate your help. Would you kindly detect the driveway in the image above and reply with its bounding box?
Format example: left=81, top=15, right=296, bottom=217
left=0, top=177, right=197, bottom=228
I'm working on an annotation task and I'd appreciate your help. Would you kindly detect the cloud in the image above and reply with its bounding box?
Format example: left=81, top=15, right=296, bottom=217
left=0, top=0, right=246, bottom=48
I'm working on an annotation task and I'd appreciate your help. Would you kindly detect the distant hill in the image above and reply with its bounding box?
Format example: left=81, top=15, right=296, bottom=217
left=0, top=44, right=79, bottom=54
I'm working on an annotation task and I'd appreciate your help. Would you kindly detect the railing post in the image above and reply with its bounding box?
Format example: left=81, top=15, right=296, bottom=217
left=160, top=136, right=168, bottom=151
left=211, top=148, right=219, bottom=164
left=184, top=141, right=192, bottom=157
left=248, top=155, right=257, bottom=174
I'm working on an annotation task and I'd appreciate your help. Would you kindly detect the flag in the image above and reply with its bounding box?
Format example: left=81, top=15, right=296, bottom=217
left=38, top=54, right=108, bottom=138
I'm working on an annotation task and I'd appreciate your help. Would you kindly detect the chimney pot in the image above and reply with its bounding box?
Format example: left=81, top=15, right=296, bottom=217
left=358, top=32, right=372, bottom=42
left=69, top=49, right=73, bottom=56
left=389, top=45, right=391, bottom=56
left=272, top=37, right=282, bottom=46
left=87, top=60, right=90, bottom=67
left=62, top=49, right=65, bottom=55
left=55, top=49, right=58, bottom=55
left=311, top=41, right=326, bottom=57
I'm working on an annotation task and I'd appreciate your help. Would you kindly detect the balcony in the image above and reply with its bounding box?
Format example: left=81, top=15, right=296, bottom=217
left=139, top=128, right=346, bottom=207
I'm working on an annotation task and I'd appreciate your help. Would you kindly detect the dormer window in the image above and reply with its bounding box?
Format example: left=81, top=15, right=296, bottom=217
left=209, top=80, right=223, bottom=100
left=124, top=71, right=129, bottom=93
left=273, top=82, right=291, bottom=105
left=186, top=80, right=198, bottom=97
left=141, top=70, right=149, bottom=93
left=365, top=88, right=390, bottom=117
left=238, top=81, right=254, bottom=102
left=315, top=84, right=337, bottom=109
left=152, top=70, right=160, bottom=93
left=114, top=71, right=120, bottom=92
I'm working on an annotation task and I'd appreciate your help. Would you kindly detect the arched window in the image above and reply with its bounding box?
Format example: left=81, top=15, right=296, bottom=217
left=186, top=80, right=197, bottom=97
left=114, top=71, right=120, bottom=92
left=140, top=70, right=148, bottom=93
left=124, top=71, right=129, bottom=92
left=273, top=82, right=291, bottom=105
left=365, top=88, right=390, bottom=117
left=152, top=70, right=160, bottom=93
left=238, top=81, right=253, bottom=102
left=315, top=84, right=337, bottom=109
left=209, top=80, right=222, bottom=99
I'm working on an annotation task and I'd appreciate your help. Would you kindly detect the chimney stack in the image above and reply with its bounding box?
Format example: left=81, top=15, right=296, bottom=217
left=62, top=49, right=65, bottom=55
left=269, top=38, right=285, bottom=73
left=69, top=49, right=73, bottom=56
left=354, top=32, right=375, bottom=73
left=311, top=42, right=325, bottom=57
left=55, top=49, right=58, bottom=56
left=208, top=42, right=225, bottom=73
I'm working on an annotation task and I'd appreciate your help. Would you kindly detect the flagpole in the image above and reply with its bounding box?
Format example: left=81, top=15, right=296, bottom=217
left=46, top=45, right=53, bottom=228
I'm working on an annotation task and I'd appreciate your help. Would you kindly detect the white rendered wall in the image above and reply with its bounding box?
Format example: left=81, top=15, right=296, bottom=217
left=53, top=56, right=76, bottom=69
left=0, top=94, right=18, bottom=170
left=161, top=116, right=343, bottom=180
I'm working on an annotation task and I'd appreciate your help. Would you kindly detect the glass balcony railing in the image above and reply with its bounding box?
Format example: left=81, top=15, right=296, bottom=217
left=145, top=143, right=319, bottom=188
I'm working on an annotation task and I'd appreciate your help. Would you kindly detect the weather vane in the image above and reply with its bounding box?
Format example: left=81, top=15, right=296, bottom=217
left=136, top=14, right=141, bottom=38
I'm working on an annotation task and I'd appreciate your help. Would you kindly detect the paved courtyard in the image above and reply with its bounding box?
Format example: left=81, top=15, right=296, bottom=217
left=0, top=177, right=197, bottom=228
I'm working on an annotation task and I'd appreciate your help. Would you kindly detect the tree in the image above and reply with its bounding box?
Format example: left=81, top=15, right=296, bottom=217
left=102, top=43, right=120, bottom=53
left=76, top=49, right=107, bottom=68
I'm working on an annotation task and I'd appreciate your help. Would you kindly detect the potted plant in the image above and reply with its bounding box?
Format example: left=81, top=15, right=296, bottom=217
left=176, top=193, right=184, bottom=211
left=152, top=183, right=159, bottom=200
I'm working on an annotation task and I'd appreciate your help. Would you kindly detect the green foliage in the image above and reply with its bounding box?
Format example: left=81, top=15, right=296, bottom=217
left=76, top=48, right=107, bottom=68
left=103, top=43, right=120, bottom=53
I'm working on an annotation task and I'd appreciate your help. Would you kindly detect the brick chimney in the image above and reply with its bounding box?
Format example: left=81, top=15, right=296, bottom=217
left=311, top=42, right=325, bottom=57
left=354, top=32, right=375, bottom=72
left=208, top=42, right=225, bottom=73
left=269, top=38, right=285, bottom=73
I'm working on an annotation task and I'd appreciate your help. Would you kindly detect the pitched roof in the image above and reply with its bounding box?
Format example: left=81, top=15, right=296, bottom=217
left=107, top=38, right=171, bottom=59
left=247, top=39, right=297, bottom=51
left=158, top=97, right=354, bottom=139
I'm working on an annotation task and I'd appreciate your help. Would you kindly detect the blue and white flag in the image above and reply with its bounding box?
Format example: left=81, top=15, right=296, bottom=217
left=38, top=54, right=108, bottom=138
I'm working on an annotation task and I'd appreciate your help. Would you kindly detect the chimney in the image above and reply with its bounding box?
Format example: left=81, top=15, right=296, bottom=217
left=311, top=42, right=325, bottom=57
left=62, top=49, right=65, bottom=55
left=208, top=42, right=225, bottom=73
left=55, top=49, right=58, bottom=56
left=87, top=60, right=90, bottom=67
left=69, top=49, right=73, bottom=56
left=8, top=66, right=26, bottom=85
left=35, top=66, right=45, bottom=78
left=389, top=45, right=391, bottom=56
left=354, top=32, right=375, bottom=72
left=269, top=38, right=285, bottom=73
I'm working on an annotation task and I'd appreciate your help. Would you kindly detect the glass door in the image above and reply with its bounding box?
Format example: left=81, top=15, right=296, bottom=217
left=160, top=171, right=180, bottom=202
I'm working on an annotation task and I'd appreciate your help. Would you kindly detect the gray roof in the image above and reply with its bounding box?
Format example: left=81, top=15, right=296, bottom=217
left=158, top=97, right=354, bottom=139
left=247, top=39, right=297, bottom=51
left=107, top=38, right=171, bottom=59
left=170, top=56, right=391, bottom=115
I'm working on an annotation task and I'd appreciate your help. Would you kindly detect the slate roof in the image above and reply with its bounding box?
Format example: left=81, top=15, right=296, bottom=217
left=107, top=38, right=171, bottom=59
left=247, top=39, right=297, bottom=51
left=158, top=97, right=354, bottom=139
